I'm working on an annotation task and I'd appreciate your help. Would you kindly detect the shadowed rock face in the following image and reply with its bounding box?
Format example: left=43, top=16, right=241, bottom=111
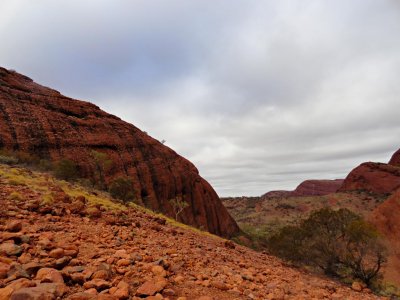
left=262, top=179, right=343, bottom=199
left=389, top=148, right=400, bottom=167
left=339, top=162, right=400, bottom=195
left=0, top=67, right=239, bottom=237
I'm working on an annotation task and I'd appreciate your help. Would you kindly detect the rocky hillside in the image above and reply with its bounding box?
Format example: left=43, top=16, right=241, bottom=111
left=0, top=164, right=383, bottom=299
left=0, top=67, right=238, bottom=238
left=370, top=189, right=400, bottom=286
left=262, top=179, right=344, bottom=199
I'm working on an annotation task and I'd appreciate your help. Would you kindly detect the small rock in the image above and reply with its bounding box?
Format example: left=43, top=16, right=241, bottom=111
left=114, top=250, right=129, bottom=259
left=351, top=281, right=363, bottom=292
left=5, top=264, right=30, bottom=283
left=116, top=259, right=131, bottom=267
left=211, top=280, right=229, bottom=291
left=136, top=277, right=167, bottom=296
left=7, top=278, right=36, bottom=290
left=112, top=280, right=129, bottom=299
left=163, top=288, right=175, bottom=296
left=68, top=292, right=97, bottom=300
left=49, top=248, right=64, bottom=259
left=174, top=275, right=184, bottom=284
left=54, top=256, right=71, bottom=269
left=0, top=262, right=10, bottom=279
left=11, top=283, right=67, bottom=300
left=92, top=269, right=111, bottom=280
left=151, top=265, right=167, bottom=277
left=6, top=220, right=23, bottom=232
left=83, top=279, right=112, bottom=291
left=18, top=253, right=32, bottom=264
left=36, top=268, right=64, bottom=284
left=22, top=262, right=45, bottom=277
left=0, top=243, right=23, bottom=256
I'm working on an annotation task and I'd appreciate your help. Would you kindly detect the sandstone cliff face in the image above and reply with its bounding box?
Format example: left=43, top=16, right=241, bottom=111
left=338, top=162, right=400, bottom=195
left=0, top=67, right=239, bottom=237
left=389, top=148, right=400, bottom=167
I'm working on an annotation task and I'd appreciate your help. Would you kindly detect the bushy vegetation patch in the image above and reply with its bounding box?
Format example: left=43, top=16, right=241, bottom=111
left=268, top=208, right=386, bottom=287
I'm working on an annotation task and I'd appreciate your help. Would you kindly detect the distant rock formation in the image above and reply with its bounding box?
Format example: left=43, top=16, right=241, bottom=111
left=0, top=67, right=239, bottom=237
left=389, top=148, right=400, bottom=167
left=261, top=190, right=292, bottom=199
left=291, top=179, right=344, bottom=196
left=338, top=162, right=400, bottom=195
left=262, top=179, right=344, bottom=199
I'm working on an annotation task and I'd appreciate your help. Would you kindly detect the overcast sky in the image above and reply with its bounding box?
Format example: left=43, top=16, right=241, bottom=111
left=1, top=1, right=400, bottom=196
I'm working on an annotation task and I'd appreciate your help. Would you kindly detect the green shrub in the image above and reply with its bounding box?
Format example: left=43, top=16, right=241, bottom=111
left=169, top=196, right=189, bottom=221
left=91, top=151, right=113, bottom=189
left=268, top=208, right=386, bottom=286
left=109, top=177, right=135, bottom=203
left=53, top=159, right=78, bottom=181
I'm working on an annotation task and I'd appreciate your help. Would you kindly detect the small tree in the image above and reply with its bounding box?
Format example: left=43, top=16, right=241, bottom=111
left=53, top=159, right=78, bottom=181
left=109, top=177, right=135, bottom=203
left=91, top=150, right=113, bottom=189
left=169, top=196, right=189, bottom=221
left=268, top=208, right=387, bottom=286
left=344, top=220, right=386, bottom=286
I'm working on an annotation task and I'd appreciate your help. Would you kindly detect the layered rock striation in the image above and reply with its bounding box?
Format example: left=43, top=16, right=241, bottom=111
left=0, top=67, right=239, bottom=237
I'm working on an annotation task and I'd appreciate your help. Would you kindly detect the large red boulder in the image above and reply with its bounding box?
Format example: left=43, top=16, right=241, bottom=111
left=0, top=67, right=239, bottom=237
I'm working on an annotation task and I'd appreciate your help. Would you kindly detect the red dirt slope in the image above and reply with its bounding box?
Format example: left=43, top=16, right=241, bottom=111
left=0, top=166, right=383, bottom=299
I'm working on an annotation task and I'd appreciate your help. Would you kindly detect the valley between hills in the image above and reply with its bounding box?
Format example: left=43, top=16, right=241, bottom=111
left=0, top=67, right=398, bottom=299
